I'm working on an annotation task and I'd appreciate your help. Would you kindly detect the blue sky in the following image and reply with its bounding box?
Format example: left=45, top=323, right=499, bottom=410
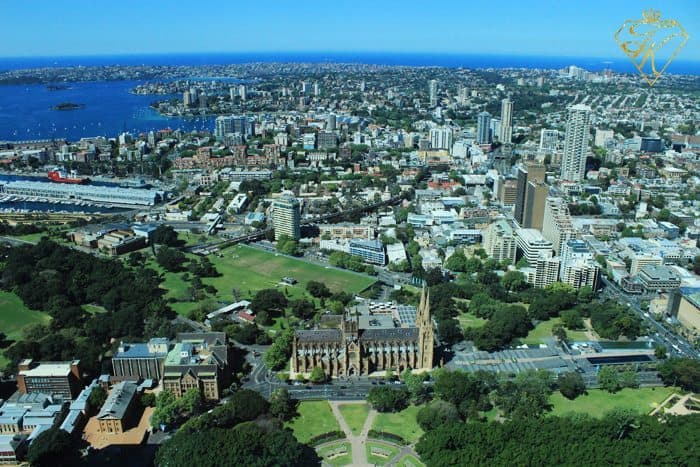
left=1, top=0, right=698, bottom=59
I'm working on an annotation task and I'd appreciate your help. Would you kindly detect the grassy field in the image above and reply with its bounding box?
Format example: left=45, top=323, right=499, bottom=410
left=0, top=291, right=51, bottom=341
left=338, top=403, right=370, bottom=435
left=317, top=441, right=352, bottom=467
left=521, top=317, right=589, bottom=345
left=285, top=401, right=341, bottom=443
left=0, top=291, right=52, bottom=369
left=549, top=387, right=677, bottom=418
left=371, top=405, right=424, bottom=444
left=154, top=244, right=376, bottom=317
left=456, top=312, right=487, bottom=329
left=399, top=454, right=426, bottom=467
left=366, top=441, right=399, bottom=466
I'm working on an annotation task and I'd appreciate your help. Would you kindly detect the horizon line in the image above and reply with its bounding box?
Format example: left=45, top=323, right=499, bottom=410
left=1, top=50, right=698, bottom=63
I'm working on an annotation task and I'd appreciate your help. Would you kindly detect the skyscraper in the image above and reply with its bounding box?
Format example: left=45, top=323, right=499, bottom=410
left=326, top=113, right=337, bottom=131
left=523, top=181, right=549, bottom=230
left=514, top=164, right=546, bottom=225
left=560, top=104, right=591, bottom=181
left=429, top=80, right=438, bottom=107
left=477, top=111, right=491, bottom=145
left=273, top=196, right=301, bottom=241
left=429, top=127, right=452, bottom=150
left=542, top=197, right=575, bottom=256
left=499, top=98, right=513, bottom=143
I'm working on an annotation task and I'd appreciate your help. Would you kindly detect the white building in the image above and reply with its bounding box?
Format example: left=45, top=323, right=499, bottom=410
left=516, top=228, right=553, bottom=266
left=560, top=104, right=591, bottom=181
left=499, top=98, right=513, bottom=143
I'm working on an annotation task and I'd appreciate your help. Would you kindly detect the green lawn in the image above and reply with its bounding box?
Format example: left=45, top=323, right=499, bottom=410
left=317, top=441, right=352, bottom=467
left=82, top=304, right=107, bottom=315
left=456, top=312, right=487, bottom=329
left=0, top=290, right=52, bottom=369
left=285, top=400, right=341, bottom=443
left=338, top=403, right=370, bottom=435
left=521, top=317, right=589, bottom=345
left=154, top=244, right=376, bottom=317
left=366, top=441, right=399, bottom=466
left=549, top=387, right=677, bottom=418
left=371, top=405, right=424, bottom=444
left=399, top=454, right=426, bottom=467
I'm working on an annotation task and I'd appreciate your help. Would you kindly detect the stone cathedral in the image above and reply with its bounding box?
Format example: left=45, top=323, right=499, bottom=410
left=291, top=289, right=434, bottom=377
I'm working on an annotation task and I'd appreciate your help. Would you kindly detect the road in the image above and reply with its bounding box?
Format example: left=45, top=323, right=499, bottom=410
left=600, top=276, right=699, bottom=359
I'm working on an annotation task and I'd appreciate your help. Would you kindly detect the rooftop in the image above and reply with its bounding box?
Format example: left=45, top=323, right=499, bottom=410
left=19, top=361, right=77, bottom=378
left=96, top=381, right=137, bottom=421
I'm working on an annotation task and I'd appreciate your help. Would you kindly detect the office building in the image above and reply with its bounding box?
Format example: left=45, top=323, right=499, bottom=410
left=477, top=112, right=491, bottom=145
left=272, top=196, right=301, bottom=241
left=631, top=253, right=663, bottom=276
left=559, top=239, right=599, bottom=290
left=238, top=84, right=247, bottom=101
left=183, top=91, right=192, bottom=107
left=499, top=98, right=513, bottom=143
left=560, top=104, right=591, bottom=181
left=482, top=220, right=517, bottom=263
left=516, top=228, right=553, bottom=266
left=594, top=129, right=614, bottom=147
left=429, top=127, right=452, bottom=150
left=638, top=265, right=680, bottom=291
left=326, top=113, right=337, bottom=130
left=96, top=381, right=139, bottom=434
left=539, top=129, right=559, bottom=152
left=317, top=131, right=338, bottom=149
left=214, top=115, right=251, bottom=139
left=542, top=197, right=575, bottom=256
left=429, top=79, right=438, bottom=107
left=349, top=239, right=386, bottom=265
left=523, top=181, right=549, bottom=230
left=162, top=333, right=230, bottom=401
left=112, top=338, right=170, bottom=381
left=497, top=177, right=518, bottom=206
left=514, top=164, right=546, bottom=225
left=16, top=360, right=82, bottom=400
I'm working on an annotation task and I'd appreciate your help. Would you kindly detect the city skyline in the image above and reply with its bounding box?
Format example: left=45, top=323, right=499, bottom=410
left=1, top=1, right=698, bottom=60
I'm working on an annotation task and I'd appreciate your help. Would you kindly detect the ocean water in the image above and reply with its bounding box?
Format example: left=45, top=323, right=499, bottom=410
left=0, top=52, right=698, bottom=142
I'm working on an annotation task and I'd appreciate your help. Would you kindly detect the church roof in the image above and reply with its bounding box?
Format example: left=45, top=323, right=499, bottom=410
left=360, top=327, right=418, bottom=341
left=296, top=329, right=343, bottom=342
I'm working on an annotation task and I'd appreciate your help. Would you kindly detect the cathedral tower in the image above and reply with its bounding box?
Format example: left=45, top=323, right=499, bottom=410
left=417, top=288, right=434, bottom=370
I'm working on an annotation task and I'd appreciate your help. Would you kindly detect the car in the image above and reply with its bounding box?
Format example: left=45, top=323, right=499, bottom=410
left=340, top=385, right=347, bottom=389
left=305, top=386, right=313, bottom=390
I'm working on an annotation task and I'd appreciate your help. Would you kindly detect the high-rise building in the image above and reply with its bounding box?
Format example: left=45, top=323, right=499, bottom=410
left=539, top=129, right=559, bottom=152
left=559, top=239, right=599, bottom=289
left=523, top=256, right=560, bottom=288
left=514, top=164, right=546, bottom=225
left=429, top=127, right=452, bottom=150
left=497, top=177, right=518, bottom=206
left=273, top=195, right=301, bottom=241
left=499, top=98, right=513, bottom=143
left=477, top=112, right=491, bottom=145
left=560, top=104, right=591, bottom=181
left=359, top=80, right=366, bottom=92
left=314, top=82, right=321, bottom=96
left=229, top=86, right=237, bottom=100
left=429, top=79, right=438, bottom=107
left=238, top=84, right=247, bottom=101
left=183, top=91, right=192, bottom=107
left=516, top=228, right=553, bottom=266
left=214, top=115, right=251, bottom=139
left=482, top=220, right=517, bottom=263
left=542, top=197, right=576, bottom=256
left=326, top=113, right=337, bottom=130
left=523, top=181, right=549, bottom=230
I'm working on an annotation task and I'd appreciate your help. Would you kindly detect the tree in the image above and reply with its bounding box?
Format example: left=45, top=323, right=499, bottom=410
left=252, top=289, right=288, bottom=316
left=402, top=369, right=431, bottom=404
left=494, top=370, right=554, bottom=419
left=444, top=250, right=467, bottom=272
left=437, top=319, right=463, bottom=345
left=88, top=385, right=107, bottom=409
left=152, top=225, right=181, bottom=246
left=598, top=366, right=621, bottom=393
left=561, top=309, right=584, bottom=330
left=156, top=245, right=187, bottom=272
left=309, top=366, right=326, bottom=383
left=552, top=323, right=568, bottom=342
left=26, top=427, right=80, bottom=467
left=290, top=299, right=316, bottom=320
left=306, top=280, right=331, bottom=298
left=654, top=345, right=668, bottom=360
left=263, top=329, right=294, bottom=371
left=501, top=270, right=528, bottom=292
left=619, top=368, right=639, bottom=389
left=657, top=358, right=700, bottom=391
left=417, top=400, right=459, bottom=431
left=367, top=386, right=409, bottom=412
left=269, top=387, right=297, bottom=421
left=558, top=371, right=586, bottom=400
